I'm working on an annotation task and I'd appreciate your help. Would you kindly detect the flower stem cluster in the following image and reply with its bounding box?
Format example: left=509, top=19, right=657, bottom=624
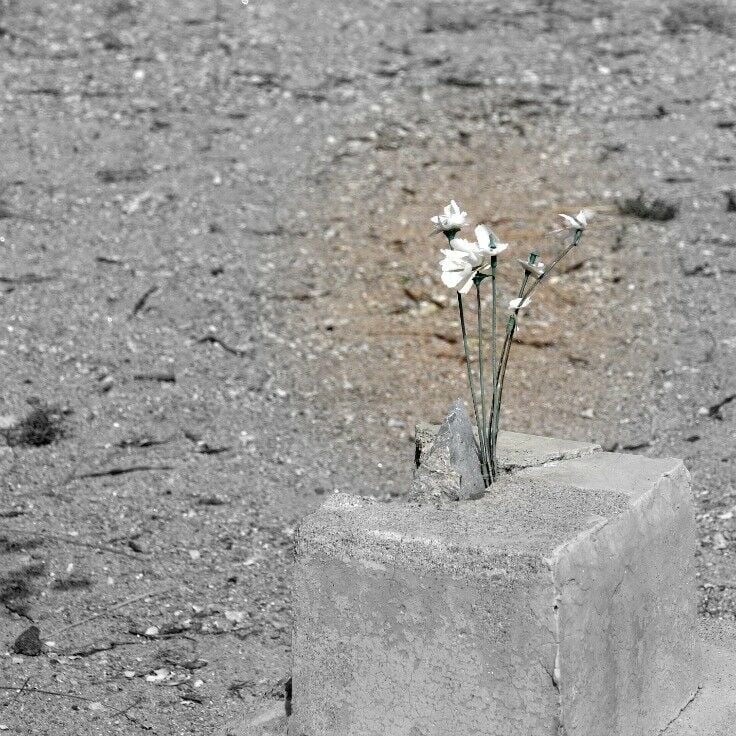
left=431, top=201, right=592, bottom=485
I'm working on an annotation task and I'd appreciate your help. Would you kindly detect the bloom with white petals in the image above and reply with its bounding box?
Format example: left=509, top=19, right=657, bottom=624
left=508, top=296, right=532, bottom=311
left=440, top=225, right=509, bottom=294
left=517, top=258, right=545, bottom=278
left=555, top=208, right=594, bottom=243
left=475, top=224, right=509, bottom=258
left=431, top=200, right=469, bottom=234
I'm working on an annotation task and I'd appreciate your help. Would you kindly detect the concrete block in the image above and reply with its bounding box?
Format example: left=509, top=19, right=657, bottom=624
left=291, top=444, right=699, bottom=736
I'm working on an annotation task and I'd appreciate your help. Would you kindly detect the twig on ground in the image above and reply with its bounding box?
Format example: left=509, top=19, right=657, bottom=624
left=133, top=372, right=176, bottom=383
left=73, top=464, right=174, bottom=480
left=2, top=527, right=148, bottom=560
left=51, top=588, right=172, bottom=638
left=708, top=394, right=736, bottom=419
left=196, top=334, right=251, bottom=356
left=0, top=685, right=95, bottom=702
left=10, top=677, right=30, bottom=703
left=64, top=639, right=141, bottom=657
left=1, top=684, right=152, bottom=730
left=130, top=285, right=158, bottom=317
left=109, top=696, right=144, bottom=719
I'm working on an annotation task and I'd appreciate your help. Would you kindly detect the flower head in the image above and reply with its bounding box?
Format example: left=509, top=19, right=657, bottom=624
left=554, top=208, right=594, bottom=244
left=431, top=200, right=469, bottom=234
left=508, top=296, right=532, bottom=311
left=475, top=224, right=509, bottom=258
left=517, top=258, right=545, bottom=278
left=440, top=225, right=508, bottom=293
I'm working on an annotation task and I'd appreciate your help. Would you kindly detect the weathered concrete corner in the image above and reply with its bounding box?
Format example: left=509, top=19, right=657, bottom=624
left=497, top=430, right=600, bottom=470
left=410, top=399, right=485, bottom=502
left=519, top=453, right=700, bottom=735
left=292, top=441, right=700, bottom=736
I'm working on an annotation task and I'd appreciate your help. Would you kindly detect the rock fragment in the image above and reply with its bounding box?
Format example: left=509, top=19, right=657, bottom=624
left=11, top=625, right=43, bottom=656
left=410, top=399, right=485, bottom=502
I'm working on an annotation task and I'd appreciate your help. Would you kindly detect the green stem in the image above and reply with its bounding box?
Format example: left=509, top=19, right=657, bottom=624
left=520, top=231, right=581, bottom=303
left=488, top=259, right=498, bottom=478
left=490, top=231, right=583, bottom=464
left=475, top=282, right=491, bottom=485
left=490, top=264, right=528, bottom=472
left=491, top=315, right=516, bottom=459
left=457, top=292, right=484, bottom=465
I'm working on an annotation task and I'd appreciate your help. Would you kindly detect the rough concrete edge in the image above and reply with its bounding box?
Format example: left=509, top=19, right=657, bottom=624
left=498, top=431, right=602, bottom=471
left=543, top=513, right=611, bottom=735
left=541, top=457, right=698, bottom=736
left=415, top=424, right=601, bottom=473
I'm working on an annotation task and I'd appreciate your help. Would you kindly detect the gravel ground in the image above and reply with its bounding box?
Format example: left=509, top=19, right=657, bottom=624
left=1, top=0, right=735, bottom=733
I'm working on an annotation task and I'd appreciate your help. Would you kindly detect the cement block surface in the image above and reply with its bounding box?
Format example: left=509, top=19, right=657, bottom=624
left=662, top=619, right=736, bottom=736
left=415, top=427, right=600, bottom=471
left=292, top=446, right=698, bottom=736
left=234, top=620, right=733, bottom=736
left=519, top=454, right=700, bottom=735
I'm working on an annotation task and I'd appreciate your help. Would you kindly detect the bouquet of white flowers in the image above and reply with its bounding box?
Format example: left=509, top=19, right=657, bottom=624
left=432, top=201, right=593, bottom=485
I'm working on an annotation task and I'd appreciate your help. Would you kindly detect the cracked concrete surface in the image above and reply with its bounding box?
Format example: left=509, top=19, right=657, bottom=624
left=660, top=619, right=736, bottom=736
left=292, top=436, right=699, bottom=735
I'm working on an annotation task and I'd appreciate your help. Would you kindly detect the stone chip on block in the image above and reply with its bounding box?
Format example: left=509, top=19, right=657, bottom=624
left=410, top=399, right=485, bottom=503
left=291, top=442, right=700, bottom=736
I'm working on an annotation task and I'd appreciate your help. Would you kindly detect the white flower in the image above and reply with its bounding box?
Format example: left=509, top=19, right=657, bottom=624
left=508, top=296, right=532, bottom=311
left=439, top=225, right=509, bottom=294
left=554, top=209, right=594, bottom=243
left=475, top=224, right=509, bottom=258
left=431, top=200, right=469, bottom=233
left=440, top=248, right=476, bottom=294
left=517, top=258, right=545, bottom=278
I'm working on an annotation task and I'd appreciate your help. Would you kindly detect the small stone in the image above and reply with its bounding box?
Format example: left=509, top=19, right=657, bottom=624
left=0, top=415, right=18, bottom=430
left=11, top=626, right=44, bottom=656
left=128, top=539, right=148, bottom=554
left=98, top=375, right=114, bottom=393
left=145, top=668, right=170, bottom=683
left=410, top=400, right=485, bottom=503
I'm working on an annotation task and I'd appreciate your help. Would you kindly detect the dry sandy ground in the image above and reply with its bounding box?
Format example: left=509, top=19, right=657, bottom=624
left=1, top=0, right=736, bottom=733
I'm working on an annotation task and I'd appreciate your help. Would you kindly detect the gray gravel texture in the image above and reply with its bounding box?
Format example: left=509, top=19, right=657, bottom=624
left=0, top=0, right=735, bottom=733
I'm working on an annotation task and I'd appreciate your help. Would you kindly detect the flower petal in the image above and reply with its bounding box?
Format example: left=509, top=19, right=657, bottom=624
left=441, top=265, right=471, bottom=289
left=577, top=208, right=594, bottom=227
left=449, top=237, right=475, bottom=254
left=475, top=224, right=490, bottom=249
left=509, top=296, right=532, bottom=310
left=517, top=258, right=545, bottom=277
left=558, top=213, right=579, bottom=228
left=456, top=271, right=475, bottom=294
